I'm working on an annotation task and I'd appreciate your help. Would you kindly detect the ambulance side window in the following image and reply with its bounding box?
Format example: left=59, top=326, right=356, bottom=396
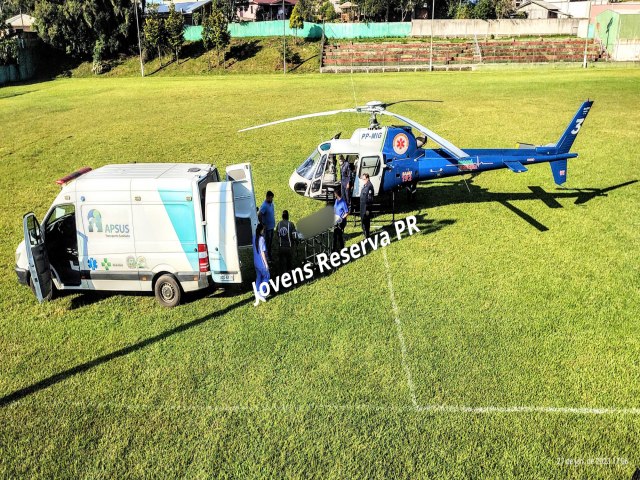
left=45, top=204, right=75, bottom=228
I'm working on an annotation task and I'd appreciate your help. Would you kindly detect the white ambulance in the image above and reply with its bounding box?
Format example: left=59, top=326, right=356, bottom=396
left=15, top=163, right=258, bottom=307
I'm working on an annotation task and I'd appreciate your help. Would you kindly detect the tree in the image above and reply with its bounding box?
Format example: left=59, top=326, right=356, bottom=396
left=165, top=2, right=184, bottom=61
left=201, top=12, right=214, bottom=70
left=34, top=0, right=135, bottom=59
left=203, top=7, right=229, bottom=69
left=473, top=0, right=496, bottom=19
left=0, top=27, right=19, bottom=66
left=494, top=0, right=514, bottom=19
left=453, top=2, right=474, bottom=19
left=289, top=3, right=304, bottom=44
left=143, top=3, right=165, bottom=65
left=319, top=1, right=337, bottom=21
left=396, top=0, right=415, bottom=21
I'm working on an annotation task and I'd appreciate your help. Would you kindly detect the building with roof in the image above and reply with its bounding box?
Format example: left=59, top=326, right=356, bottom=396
left=145, top=0, right=213, bottom=25
left=236, top=0, right=298, bottom=22
left=595, top=9, right=640, bottom=60
left=516, top=0, right=573, bottom=19
left=4, top=14, right=36, bottom=34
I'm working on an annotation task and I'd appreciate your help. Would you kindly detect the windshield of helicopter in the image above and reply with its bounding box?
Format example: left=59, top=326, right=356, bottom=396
left=296, top=149, right=321, bottom=180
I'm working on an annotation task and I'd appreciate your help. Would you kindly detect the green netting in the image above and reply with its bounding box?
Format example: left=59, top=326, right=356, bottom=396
left=184, top=21, right=411, bottom=41
left=619, top=13, right=640, bottom=41
left=595, top=10, right=619, bottom=54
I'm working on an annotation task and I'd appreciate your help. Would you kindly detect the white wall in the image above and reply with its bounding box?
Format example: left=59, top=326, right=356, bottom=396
left=410, top=19, right=585, bottom=37
left=546, top=1, right=593, bottom=18
left=613, top=41, right=640, bottom=60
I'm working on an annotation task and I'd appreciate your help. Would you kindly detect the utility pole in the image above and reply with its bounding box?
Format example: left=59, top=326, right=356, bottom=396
left=429, top=0, right=435, bottom=71
left=582, top=0, right=593, bottom=68
left=283, top=0, right=287, bottom=74
left=133, top=0, right=145, bottom=77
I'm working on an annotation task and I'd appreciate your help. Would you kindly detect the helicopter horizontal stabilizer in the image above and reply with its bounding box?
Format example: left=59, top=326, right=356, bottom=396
left=504, top=161, right=528, bottom=173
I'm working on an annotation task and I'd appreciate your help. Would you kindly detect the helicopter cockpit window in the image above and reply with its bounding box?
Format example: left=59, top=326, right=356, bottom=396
left=296, top=150, right=320, bottom=180
left=313, top=155, right=328, bottom=180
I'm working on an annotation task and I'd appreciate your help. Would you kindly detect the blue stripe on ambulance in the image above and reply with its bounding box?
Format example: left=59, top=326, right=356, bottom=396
left=158, top=189, right=199, bottom=272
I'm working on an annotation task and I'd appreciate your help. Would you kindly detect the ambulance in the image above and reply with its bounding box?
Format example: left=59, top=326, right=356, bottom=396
left=15, top=163, right=258, bottom=307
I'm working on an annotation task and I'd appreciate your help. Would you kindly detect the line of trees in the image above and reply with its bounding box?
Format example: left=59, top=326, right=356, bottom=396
left=1, top=0, right=517, bottom=73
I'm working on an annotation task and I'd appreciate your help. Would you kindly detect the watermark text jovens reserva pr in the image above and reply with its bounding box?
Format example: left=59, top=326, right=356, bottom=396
left=252, top=216, right=420, bottom=306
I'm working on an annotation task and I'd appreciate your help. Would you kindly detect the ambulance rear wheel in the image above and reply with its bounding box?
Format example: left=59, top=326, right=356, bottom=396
left=154, top=274, right=181, bottom=308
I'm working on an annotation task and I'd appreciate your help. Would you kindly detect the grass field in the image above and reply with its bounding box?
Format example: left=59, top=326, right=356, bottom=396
left=1, top=68, right=640, bottom=478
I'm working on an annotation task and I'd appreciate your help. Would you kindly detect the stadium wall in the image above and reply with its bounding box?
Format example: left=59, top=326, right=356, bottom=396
left=410, top=19, right=586, bottom=38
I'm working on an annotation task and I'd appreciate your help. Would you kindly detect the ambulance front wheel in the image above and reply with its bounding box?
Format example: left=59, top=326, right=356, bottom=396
left=154, top=274, right=182, bottom=308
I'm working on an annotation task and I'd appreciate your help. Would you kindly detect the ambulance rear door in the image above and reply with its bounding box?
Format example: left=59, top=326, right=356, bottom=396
left=205, top=182, right=242, bottom=284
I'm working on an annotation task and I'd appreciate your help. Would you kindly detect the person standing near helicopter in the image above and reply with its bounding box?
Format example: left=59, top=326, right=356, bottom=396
left=253, top=224, right=270, bottom=301
left=360, top=173, right=374, bottom=238
left=339, top=155, right=351, bottom=206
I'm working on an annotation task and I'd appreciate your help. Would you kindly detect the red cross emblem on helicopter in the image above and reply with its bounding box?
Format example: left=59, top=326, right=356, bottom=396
left=393, top=133, right=409, bottom=155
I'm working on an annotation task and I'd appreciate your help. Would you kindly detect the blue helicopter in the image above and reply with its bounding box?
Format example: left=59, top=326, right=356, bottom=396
left=239, top=99, right=593, bottom=203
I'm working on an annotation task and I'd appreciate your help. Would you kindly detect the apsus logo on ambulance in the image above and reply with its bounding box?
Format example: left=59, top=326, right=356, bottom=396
left=87, top=209, right=103, bottom=232
left=87, top=209, right=131, bottom=237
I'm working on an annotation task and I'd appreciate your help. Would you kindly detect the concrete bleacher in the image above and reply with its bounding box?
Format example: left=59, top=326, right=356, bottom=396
left=321, top=38, right=607, bottom=72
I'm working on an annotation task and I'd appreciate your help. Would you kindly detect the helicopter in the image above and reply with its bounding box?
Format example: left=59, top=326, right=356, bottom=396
left=239, top=99, right=593, bottom=204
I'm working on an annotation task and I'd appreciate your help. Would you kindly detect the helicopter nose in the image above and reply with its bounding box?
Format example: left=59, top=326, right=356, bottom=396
left=289, top=170, right=310, bottom=196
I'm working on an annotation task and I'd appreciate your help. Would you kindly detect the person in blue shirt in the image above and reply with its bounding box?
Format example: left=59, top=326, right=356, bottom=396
left=253, top=223, right=270, bottom=301
left=333, top=188, right=349, bottom=252
left=258, top=191, right=275, bottom=261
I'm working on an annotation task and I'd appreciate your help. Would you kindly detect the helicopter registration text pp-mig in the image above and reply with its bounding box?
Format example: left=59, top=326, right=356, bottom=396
left=15, top=163, right=259, bottom=307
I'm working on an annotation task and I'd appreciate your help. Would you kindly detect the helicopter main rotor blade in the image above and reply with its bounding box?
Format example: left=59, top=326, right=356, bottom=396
left=238, top=108, right=358, bottom=132
left=379, top=110, right=469, bottom=160
left=382, top=99, right=443, bottom=108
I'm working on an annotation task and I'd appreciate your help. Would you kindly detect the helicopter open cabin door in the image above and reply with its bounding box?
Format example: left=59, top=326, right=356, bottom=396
left=23, top=213, right=53, bottom=302
left=309, top=153, right=328, bottom=198
left=354, top=155, right=384, bottom=198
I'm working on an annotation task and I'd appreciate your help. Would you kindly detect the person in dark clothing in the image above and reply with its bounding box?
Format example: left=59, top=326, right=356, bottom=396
left=359, top=173, right=374, bottom=238
left=333, top=189, right=349, bottom=252
left=258, top=191, right=275, bottom=261
left=276, top=210, right=297, bottom=273
left=339, top=156, right=351, bottom=206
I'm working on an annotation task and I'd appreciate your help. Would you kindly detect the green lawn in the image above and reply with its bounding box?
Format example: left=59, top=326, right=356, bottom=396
left=1, top=68, right=639, bottom=478
left=69, top=37, right=322, bottom=78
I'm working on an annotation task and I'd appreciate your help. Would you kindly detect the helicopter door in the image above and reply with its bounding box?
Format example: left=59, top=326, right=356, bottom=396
left=356, top=155, right=384, bottom=196
left=23, top=213, right=53, bottom=302
left=309, top=154, right=328, bottom=198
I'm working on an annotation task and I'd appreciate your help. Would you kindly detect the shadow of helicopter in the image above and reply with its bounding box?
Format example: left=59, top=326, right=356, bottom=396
left=385, top=177, right=638, bottom=232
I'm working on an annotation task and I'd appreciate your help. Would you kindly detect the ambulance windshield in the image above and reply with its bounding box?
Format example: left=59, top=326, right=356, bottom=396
left=296, top=150, right=321, bottom=180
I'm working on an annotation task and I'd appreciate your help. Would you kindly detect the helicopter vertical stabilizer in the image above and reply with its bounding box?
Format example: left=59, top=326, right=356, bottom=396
left=555, top=100, right=593, bottom=154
